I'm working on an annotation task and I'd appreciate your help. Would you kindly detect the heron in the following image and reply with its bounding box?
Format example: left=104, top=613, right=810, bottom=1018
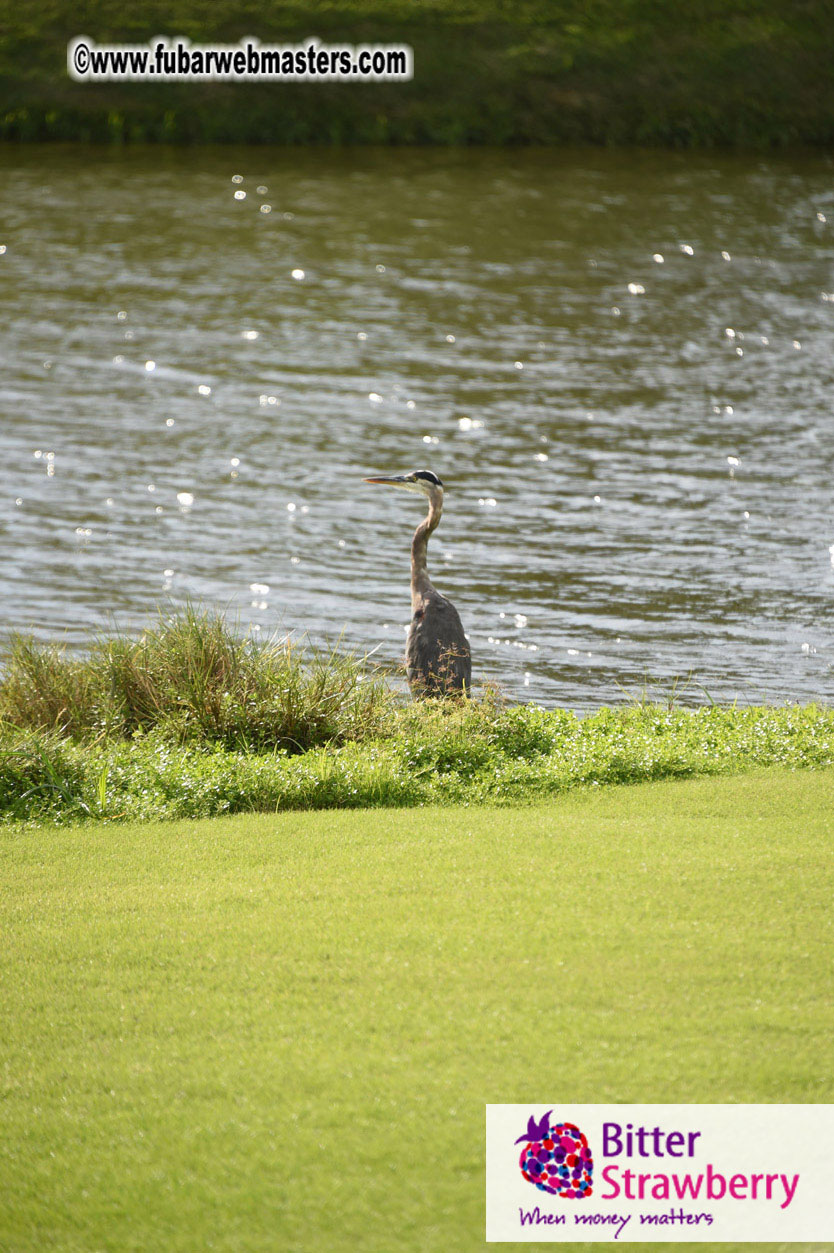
left=364, top=469, right=471, bottom=698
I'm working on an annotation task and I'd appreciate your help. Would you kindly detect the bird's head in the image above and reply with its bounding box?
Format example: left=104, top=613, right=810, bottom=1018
left=363, top=470, right=444, bottom=502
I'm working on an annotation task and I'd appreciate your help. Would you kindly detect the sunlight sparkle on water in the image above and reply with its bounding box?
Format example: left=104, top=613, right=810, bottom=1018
left=5, top=147, right=832, bottom=710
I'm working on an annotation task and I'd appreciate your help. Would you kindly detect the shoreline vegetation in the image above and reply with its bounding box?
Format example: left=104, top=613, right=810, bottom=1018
left=1, top=610, right=832, bottom=827
left=2, top=2, right=834, bottom=148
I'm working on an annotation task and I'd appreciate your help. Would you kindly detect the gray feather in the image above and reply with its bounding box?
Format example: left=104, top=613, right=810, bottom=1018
left=406, top=592, right=471, bottom=696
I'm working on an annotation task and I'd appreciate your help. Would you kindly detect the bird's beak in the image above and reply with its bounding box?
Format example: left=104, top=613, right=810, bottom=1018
left=363, top=474, right=413, bottom=486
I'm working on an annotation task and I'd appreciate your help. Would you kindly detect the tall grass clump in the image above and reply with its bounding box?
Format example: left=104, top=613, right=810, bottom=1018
left=0, top=639, right=106, bottom=739
left=0, top=609, right=393, bottom=751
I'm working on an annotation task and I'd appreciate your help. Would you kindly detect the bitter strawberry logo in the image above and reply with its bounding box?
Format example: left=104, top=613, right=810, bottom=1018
left=515, top=1111, right=594, bottom=1198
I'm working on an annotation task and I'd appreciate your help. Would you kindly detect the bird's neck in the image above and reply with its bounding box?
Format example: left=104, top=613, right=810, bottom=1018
left=411, top=491, right=442, bottom=611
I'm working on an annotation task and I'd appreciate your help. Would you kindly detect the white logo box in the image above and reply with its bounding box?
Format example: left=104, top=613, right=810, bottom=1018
left=486, top=1104, right=834, bottom=1242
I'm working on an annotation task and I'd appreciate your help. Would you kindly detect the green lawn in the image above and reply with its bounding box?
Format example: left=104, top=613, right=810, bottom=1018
left=1, top=768, right=832, bottom=1251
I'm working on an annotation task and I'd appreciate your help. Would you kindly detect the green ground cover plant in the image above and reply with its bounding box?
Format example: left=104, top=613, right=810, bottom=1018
left=0, top=769, right=831, bottom=1250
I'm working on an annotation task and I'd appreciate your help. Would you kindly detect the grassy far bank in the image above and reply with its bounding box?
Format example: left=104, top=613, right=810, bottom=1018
left=1, top=611, right=833, bottom=826
left=0, top=769, right=832, bottom=1251
left=2, top=0, right=834, bottom=146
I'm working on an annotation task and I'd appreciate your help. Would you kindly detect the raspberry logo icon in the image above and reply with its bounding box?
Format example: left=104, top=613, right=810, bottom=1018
left=515, top=1111, right=593, bottom=1198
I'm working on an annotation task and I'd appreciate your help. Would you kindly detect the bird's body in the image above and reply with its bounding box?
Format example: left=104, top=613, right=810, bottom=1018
left=406, top=590, right=471, bottom=697
left=365, top=470, right=471, bottom=698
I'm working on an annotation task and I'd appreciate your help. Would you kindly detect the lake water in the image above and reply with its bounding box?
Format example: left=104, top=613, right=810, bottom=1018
left=1, top=145, right=832, bottom=707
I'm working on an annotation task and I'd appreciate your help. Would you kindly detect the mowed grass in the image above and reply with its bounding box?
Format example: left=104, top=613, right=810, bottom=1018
left=1, top=768, right=832, bottom=1252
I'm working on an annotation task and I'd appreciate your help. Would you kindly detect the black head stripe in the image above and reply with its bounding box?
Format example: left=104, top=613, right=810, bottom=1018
left=411, top=470, right=443, bottom=487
